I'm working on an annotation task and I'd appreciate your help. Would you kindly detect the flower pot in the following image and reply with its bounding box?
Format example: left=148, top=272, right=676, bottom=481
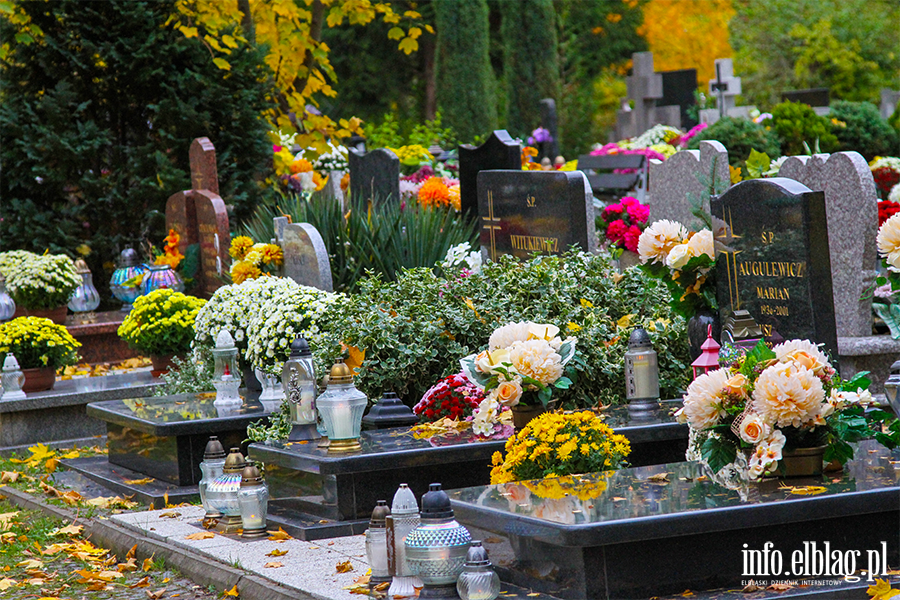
left=511, top=404, right=547, bottom=431
left=150, top=354, right=176, bottom=378
left=21, top=367, right=56, bottom=393
left=12, top=305, right=68, bottom=325
left=243, top=364, right=262, bottom=392
left=687, top=309, right=721, bottom=361
left=778, top=445, right=827, bottom=478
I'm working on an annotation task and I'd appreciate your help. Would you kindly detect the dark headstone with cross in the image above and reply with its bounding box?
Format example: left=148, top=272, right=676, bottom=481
left=165, top=137, right=230, bottom=298
left=348, top=148, right=400, bottom=206
left=659, top=69, right=698, bottom=129
left=476, top=170, right=597, bottom=262
left=711, top=178, right=837, bottom=357
left=459, top=131, right=521, bottom=217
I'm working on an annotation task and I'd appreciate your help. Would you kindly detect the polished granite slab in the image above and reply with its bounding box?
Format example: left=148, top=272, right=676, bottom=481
left=448, top=440, right=900, bottom=599
left=86, top=393, right=272, bottom=486
left=248, top=400, right=689, bottom=526
left=0, top=370, right=161, bottom=448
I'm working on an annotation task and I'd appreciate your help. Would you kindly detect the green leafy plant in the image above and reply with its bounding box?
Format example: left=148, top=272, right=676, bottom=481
left=152, top=348, right=214, bottom=396
left=117, top=289, right=206, bottom=357
left=828, top=100, right=899, bottom=160
left=687, top=117, right=782, bottom=168
left=770, top=101, right=839, bottom=156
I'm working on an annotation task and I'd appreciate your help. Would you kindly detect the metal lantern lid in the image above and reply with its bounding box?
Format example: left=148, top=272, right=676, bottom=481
left=420, top=483, right=453, bottom=520
left=361, top=392, right=419, bottom=428
left=240, top=464, right=264, bottom=487
left=289, top=336, right=312, bottom=358
left=725, top=309, right=763, bottom=340
left=370, top=500, right=391, bottom=527
left=329, top=361, right=353, bottom=384
left=223, top=448, right=246, bottom=473
left=464, top=541, right=491, bottom=567
left=74, top=259, right=91, bottom=274
left=391, top=483, right=419, bottom=515
left=890, top=360, right=900, bottom=375
left=628, top=327, right=652, bottom=349
left=215, top=329, right=237, bottom=351
left=204, top=436, right=226, bottom=460
left=119, top=248, right=141, bottom=267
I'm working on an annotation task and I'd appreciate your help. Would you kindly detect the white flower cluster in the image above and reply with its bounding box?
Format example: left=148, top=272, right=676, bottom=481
left=194, top=277, right=294, bottom=351
left=314, top=146, right=349, bottom=172
left=3, top=253, right=81, bottom=297
left=245, top=279, right=342, bottom=374
left=0, top=250, right=39, bottom=275
left=622, top=124, right=681, bottom=149
left=441, top=242, right=482, bottom=273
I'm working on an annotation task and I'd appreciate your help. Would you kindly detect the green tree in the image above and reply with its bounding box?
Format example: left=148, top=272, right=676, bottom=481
left=500, top=0, right=559, bottom=139
left=434, top=0, right=497, bottom=143
left=0, top=0, right=274, bottom=286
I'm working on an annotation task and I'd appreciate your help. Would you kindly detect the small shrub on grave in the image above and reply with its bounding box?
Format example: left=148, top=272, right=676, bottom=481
left=769, top=101, right=839, bottom=156
left=0, top=252, right=80, bottom=311
left=117, top=289, right=206, bottom=357
left=0, top=317, right=81, bottom=370
left=687, top=117, right=782, bottom=168
left=829, top=100, right=900, bottom=161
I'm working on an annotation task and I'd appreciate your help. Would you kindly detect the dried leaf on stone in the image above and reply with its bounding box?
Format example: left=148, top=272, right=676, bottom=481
left=647, top=473, right=669, bottom=483
left=44, top=458, right=60, bottom=473
left=0, top=578, right=15, bottom=591
left=223, top=584, right=239, bottom=596
left=49, top=524, right=83, bottom=537
left=74, top=569, right=124, bottom=582
left=59, top=450, right=80, bottom=459
left=1, top=471, right=20, bottom=483
left=126, top=544, right=138, bottom=559
left=142, top=558, right=154, bottom=572
left=768, top=583, right=794, bottom=591
left=265, top=549, right=288, bottom=557
left=782, top=485, right=826, bottom=496
left=16, top=559, right=43, bottom=569
left=159, top=512, right=181, bottom=519
left=86, top=581, right=110, bottom=591
left=266, top=527, right=292, bottom=542
left=118, top=558, right=139, bottom=573
left=87, top=496, right=138, bottom=509
left=130, top=576, right=151, bottom=588
left=336, top=560, right=354, bottom=573
left=184, top=532, right=215, bottom=540
left=146, top=587, right=167, bottom=599
left=124, top=478, right=154, bottom=485
left=263, top=562, right=284, bottom=568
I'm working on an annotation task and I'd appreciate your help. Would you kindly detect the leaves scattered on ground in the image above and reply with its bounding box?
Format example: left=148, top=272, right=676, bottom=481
left=336, top=559, right=354, bottom=573
left=266, top=527, right=292, bottom=542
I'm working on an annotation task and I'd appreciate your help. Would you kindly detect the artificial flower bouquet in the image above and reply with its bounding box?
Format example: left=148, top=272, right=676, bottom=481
left=118, top=289, right=206, bottom=357
left=678, top=339, right=899, bottom=480
left=490, top=411, right=631, bottom=484
left=229, top=235, right=284, bottom=284
left=870, top=156, right=900, bottom=199
left=637, top=219, right=717, bottom=318
left=599, top=196, right=649, bottom=255
left=876, top=212, right=900, bottom=292
left=2, top=252, right=81, bottom=310
left=460, top=322, right=576, bottom=436
left=0, top=317, right=81, bottom=370
left=413, top=373, right=485, bottom=423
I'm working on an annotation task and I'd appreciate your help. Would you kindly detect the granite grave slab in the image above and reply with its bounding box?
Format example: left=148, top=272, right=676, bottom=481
left=459, top=130, right=521, bottom=217
left=648, top=140, right=730, bottom=230
left=282, top=222, right=333, bottom=292
left=477, top=170, right=597, bottom=262
left=711, top=178, right=837, bottom=356
left=348, top=148, right=399, bottom=206
left=64, top=310, right=138, bottom=364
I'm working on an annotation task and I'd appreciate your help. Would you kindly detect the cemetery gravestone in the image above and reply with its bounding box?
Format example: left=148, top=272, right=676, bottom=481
left=700, top=58, right=755, bottom=125
left=659, top=69, right=698, bottom=129
left=282, top=222, right=333, bottom=292
left=458, top=130, right=521, bottom=217
left=881, top=88, right=900, bottom=120
left=782, top=88, right=831, bottom=116
left=348, top=148, right=399, bottom=206
left=477, top=170, right=597, bottom=262
left=616, top=52, right=682, bottom=139
left=539, top=98, right=559, bottom=160
left=711, top=178, right=837, bottom=356
left=648, top=140, right=730, bottom=230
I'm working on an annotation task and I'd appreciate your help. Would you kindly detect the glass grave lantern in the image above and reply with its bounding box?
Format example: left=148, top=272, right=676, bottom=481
left=281, top=336, right=320, bottom=441
left=68, top=259, right=101, bottom=321
left=198, top=436, right=226, bottom=520
left=365, top=500, right=392, bottom=588
left=212, top=329, right=242, bottom=408
left=109, top=248, right=146, bottom=311
left=456, top=541, right=500, bottom=600
left=204, top=448, right=246, bottom=532
left=387, top=483, right=422, bottom=599
left=0, top=271, right=15, bottom=322
left=238, top=463, right=268, bottom=538
left=142, top=264, right=184, bottom=295
left=624, top=327, right=660, bottom=419
left=1, top=354, right=26, bottom=400
left=691, top=325, right=721, bottom=379
left=317, top=361, right=367, bottom=453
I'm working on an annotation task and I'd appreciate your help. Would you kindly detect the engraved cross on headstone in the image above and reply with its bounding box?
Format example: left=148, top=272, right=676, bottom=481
left=189, top=137, right=219, bottom=195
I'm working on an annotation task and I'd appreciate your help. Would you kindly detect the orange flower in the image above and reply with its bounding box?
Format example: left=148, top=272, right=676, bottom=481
left=313, top=171, right=327, bottom=192
left=447, top=184, right=461, bottom=212
left=155, top=228, right=184, bottom=269
left=418, top=177, right=450, bottom=208
left=289, top=158, right=313, bottom=174
left=521, top=146, right=538, bottom=168
left=340, top=172, right=350, bottom=192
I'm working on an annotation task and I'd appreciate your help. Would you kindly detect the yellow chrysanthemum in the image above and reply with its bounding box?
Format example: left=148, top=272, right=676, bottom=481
left=259, top=244, right=283, bottom=266
left=230, top=261, right=262, bottom=285
left=447, top=184, right=461, bottom=212
left=229, top=236, right=254, bottom=260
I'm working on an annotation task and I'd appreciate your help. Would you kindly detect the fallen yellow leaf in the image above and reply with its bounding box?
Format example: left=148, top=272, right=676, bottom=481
left=266, top=527, right=292, bottom=542
left=124, top=478, right=154, bottom=485
left=184, top=531, right=215, bottom=540
left=784, top=485, right=827, bottom=496
left=0, top=578, right=16, bottom=590
left=768, top=583, right=793, bottom=591
left=647, top=473, right=670, bottom=483
left=0, top=471, right=20, bottom=483
left=50, top=524, right=83, bottom=537
left=0, top=512, right=20, bottom=531
left=44, top=457, right=60, bottom=473
left=336, top=560, right=354, bottom=573
left=869, top=579, right=900, bottom=600
left=159, top=511, right=181, bottom=519
left=126, top=544, right=137, bottom=559
left=118, top=558, right=139, bottom=573
left=146, top=587, right=167, bottom=599
left=16, top=559, right=43, bottom=569
left=265, top=549, right=288, bottom=557
left=263, top=562, right=284, bottom=568
left=130, top=576, right=151, bottom=588
left=223, top=584, right=239, bottom=596
left=142, top=558, right=154, bottom=572
left=59, top=450, right=81, bottom=459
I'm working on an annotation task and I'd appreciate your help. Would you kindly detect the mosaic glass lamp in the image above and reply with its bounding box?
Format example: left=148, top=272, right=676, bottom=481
left=68, top=259, right=101, bottom=319
left=238, top=463, right=268, bottom=538
left=109, top=249, right=146, bottom=311
left=204, top=448, right=246, bottom=533
left=0, top=271, right=15, bottom=322
left=141, top=264, right=184, bottom=295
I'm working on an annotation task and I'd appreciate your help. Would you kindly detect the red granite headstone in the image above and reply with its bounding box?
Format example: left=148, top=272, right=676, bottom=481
left=164, top=191, right=197, bottom=257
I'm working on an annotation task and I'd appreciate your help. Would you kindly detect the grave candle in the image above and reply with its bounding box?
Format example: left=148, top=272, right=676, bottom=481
left=238, top=464, right=268, bottom=538
left=624, top=328, right=659, bottom=419
left=316, top=361, right=367, bottom=453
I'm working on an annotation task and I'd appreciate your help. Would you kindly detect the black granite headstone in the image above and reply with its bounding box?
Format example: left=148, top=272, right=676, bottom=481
left=539, top=98, right=559, bottom=160
left=781, top=87, right=830, bottom=107
left=459, top=131, right=521, bottom=217
left=659, top=69, right=698, bottom=129
left=711, top=178, right=837, bottom=357
left=348, top=148, right=400, bottom=206
left=477, top=170, right=597, bottom=262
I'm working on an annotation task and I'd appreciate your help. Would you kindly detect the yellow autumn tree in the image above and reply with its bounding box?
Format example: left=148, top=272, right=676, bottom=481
left=638, top=0, right=734, bottom=85
left=168, top=0, right=431, bottom=154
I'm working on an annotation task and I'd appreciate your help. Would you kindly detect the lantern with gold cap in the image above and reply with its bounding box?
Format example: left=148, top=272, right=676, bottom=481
left=204, top=447, right=246, bottom=533
left=238, top=463, right=269, bottom=538
left=317, top=361, right=367, bottom=453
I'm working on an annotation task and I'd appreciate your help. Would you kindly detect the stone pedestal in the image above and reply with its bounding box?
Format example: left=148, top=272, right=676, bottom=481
left=64, top=310, right=137, bottom=364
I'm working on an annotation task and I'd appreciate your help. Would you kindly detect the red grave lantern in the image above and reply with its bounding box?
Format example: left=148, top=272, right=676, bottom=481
left=691, top=325, right=720, bottom=379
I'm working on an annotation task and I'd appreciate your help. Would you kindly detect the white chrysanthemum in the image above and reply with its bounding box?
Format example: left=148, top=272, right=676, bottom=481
left=877, top=213, right=900, bottom=270
left=678, top=368, right=730, bottom=429
left=772, top=339, right=831, bottom=373
left=489, top=322, right=532, bottom=350
left=508, top=339, right=563, bottom=385
left=637, top=220, right=688, bottom=264
left=890, top=184, right=900, bottom=204
left=751, top=363, right=825, bottom=428
left=686, top=229, right=714, bottom=260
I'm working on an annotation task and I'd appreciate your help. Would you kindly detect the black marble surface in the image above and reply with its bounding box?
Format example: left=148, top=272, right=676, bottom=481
left=348, top=147, right=400, bottom=205
left=459, top=130, right=521, bottom=216
left=449, top=440, right=899, bottom=599
left=711, top=178, right=837, bottom=356
left=60, top=456, right=199, bottom=508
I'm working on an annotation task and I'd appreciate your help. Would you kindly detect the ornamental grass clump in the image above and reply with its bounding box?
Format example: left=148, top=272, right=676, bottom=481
left=3, top=253, right=81, bottom=310
left=0, top=317, right=81, bottom=369
left=117, top=289, right=206, bottom=357
left=490, top=411, right=631, bottom=484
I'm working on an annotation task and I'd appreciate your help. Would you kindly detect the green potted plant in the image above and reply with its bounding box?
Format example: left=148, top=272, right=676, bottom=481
left=0, top=316, right=81, bottom=391
left=117, top=289, right=206, bottom=377
left=2, top=253, right=80, bottom=324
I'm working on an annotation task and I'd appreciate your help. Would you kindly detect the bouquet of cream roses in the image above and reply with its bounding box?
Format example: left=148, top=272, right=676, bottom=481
left=637, top=219, right=717, bottom=318
left=678, top=338, right=898, bottom=480
left=461, top=322, right=576, bottom=436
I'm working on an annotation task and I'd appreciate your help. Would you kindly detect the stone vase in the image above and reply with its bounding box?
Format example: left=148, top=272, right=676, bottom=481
left=242, top=363, right=262, bottom=392
left=13, top=305, right=68, bottom=325
left=687, top=309, right=721, bottom=361
left=777, top=446, right=828, bottom=478
left=150, top=354, right=176, bottom=378
left=21, top=366, right=56, bottom=392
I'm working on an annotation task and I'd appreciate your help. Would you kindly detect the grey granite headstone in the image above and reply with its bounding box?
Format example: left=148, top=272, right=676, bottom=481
left=282, top=222, right=333, bottom=292
left=348, top=148, right=399, bottom=206
left=648, top=140, right=730, bottom=230
left=711, top=178, right=837, bottom=357
left=700, top=58, right=757, bottom=125
left=539, top=98, right=559, bottom=160
left=616, top=52, right=682, bottom=139
left=273, top=217, right=289, bottom=243
left=777, top=152, right=878, bottom=338
left=881, top=89, right=900, bottom=120
left=459, top=131, right=521, bottom=217
left=477, top=170, right=597, bottom=262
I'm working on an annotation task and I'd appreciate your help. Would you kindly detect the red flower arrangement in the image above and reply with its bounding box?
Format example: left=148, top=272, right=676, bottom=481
left=600, top=196, right=649, bottom=253
left=873, top=167, right=900, bottom=197
left=879, top=200, right=900, bottom=227
left=413, top=373, right=485, bottom=423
